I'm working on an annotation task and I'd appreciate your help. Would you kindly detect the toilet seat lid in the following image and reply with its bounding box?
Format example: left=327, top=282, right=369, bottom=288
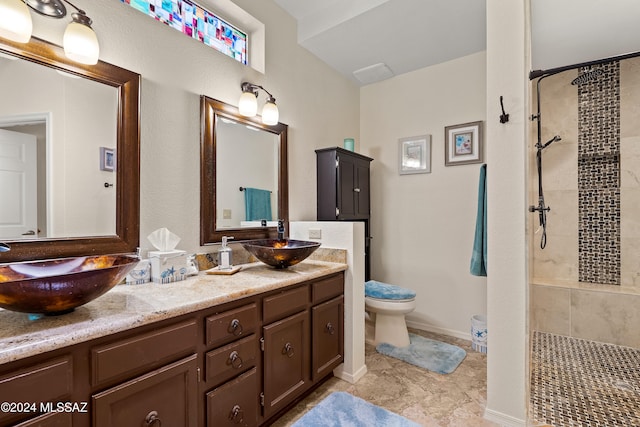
left=365, top=280, right=417, bottom=300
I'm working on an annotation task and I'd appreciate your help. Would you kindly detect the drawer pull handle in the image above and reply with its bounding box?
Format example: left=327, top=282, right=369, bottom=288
left=353, top=188, right=361, bottom=193
left=326, top=322, right=335, bottom=335
left=229, top=405, right=244, bottom=424
left=229, top=319, right=243, bottom=336
left=229, top=350, right=243, bottom=369
left=145, top=410, right=162, bottom=426
left=283, top=342, right=295, bottom=358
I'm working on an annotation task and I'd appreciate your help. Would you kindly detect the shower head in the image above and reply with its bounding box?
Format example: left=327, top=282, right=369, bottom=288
left=539, top=135, right=561, bottom=150
left=571, top=69, right=604, bottom=85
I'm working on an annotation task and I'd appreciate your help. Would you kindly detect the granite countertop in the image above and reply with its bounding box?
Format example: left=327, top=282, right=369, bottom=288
left=0, top=260, right=347, bottom=365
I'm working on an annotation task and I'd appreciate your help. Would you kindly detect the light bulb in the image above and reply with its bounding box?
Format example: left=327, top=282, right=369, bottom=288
left=63, top=14, right=99, bottom=65
left=0, top=0, right=33, bottom=43
left=238, top=91, right=258, bottom=117
left=261, top=99, right=279, bottom=125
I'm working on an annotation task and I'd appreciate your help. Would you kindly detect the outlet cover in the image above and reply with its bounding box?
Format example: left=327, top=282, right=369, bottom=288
left=309, top=229, right=322, bottom=239
left=223, top=209, right=232, bottom=219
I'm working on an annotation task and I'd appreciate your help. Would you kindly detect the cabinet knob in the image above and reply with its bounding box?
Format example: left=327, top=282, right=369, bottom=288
left=229, top=350, right=243, bottom=369
left=145, top=410, right=162, bottom=426
left=353, top=188, right=361, bottom=193
left=325, top=322, right=335, bottom=335
left=228, top=405, right=244, bottom=424
left=283, top=342, right=295, bottom=358
left=228, top=319, right=243, bottom=336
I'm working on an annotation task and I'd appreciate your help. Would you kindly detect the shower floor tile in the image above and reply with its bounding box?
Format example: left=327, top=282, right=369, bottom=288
left=530, top=331, right=640, bottom=427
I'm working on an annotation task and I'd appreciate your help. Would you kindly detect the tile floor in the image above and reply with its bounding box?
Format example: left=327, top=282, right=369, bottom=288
left=530, top=331, right=640, bottom=427
left=273, top=328, right=497, bottom=426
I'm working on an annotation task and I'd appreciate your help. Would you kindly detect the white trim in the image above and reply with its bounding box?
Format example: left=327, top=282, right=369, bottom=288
left=333, top=363, right=368, bottom=384
left=484, top=408, right=527, bottom=427
left=406, top=319, right=471, bottom=342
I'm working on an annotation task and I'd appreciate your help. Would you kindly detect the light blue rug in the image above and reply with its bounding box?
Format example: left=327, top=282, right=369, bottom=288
left=376, top=333, right=466, bottom=374
left=291, top=392, right=420, bottom=427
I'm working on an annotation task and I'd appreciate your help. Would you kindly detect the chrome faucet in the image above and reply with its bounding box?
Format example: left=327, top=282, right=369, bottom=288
left=277, top=219, right=285, bottom=241
left=0, top=242, right=10, bottom=252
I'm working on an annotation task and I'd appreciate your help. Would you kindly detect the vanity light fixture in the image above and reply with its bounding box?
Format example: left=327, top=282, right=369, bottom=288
left=238, top=82, right=279, bottom=126
left=0, top=0, right=99, bottom=65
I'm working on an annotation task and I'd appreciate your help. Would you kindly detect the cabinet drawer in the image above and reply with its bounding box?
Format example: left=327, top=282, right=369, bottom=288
left=206, top=334, right=257, bottom=387
left=93, top=354, right=198, bottom=427
left=263, top=285, right=308, bottom=324
left=312, top=295, right=344, bottom=380
left=14, top=411, right=72, bottom=427
left=206, top=368, right=258, bottom=427
left=91, top=320, right=197, bottom=387
left=311, top=274, right=344, bottom=304
left=0, top=356, right=72, bottom=425
left=205, top=303, right=258, bottom=348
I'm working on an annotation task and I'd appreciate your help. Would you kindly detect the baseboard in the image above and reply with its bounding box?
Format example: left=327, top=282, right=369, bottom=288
left=483, top=408, right=527, bottom=427
left=405, top=319, right=471, bottom=341
left=333, top=363, right=368, bottom=384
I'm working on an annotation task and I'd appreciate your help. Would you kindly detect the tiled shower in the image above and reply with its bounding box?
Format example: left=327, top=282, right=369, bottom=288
left=528, top=56, right=640, bottom=426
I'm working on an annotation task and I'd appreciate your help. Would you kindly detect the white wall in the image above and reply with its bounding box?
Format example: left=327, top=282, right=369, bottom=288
left=26, top=0, right=360, bottom=251
left=484, top=0, right=529, bottom=425
left=359, top=52, right=488, bottom=338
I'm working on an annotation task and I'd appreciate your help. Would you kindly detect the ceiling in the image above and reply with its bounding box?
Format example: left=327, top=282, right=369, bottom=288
left=273, top=0, right=486, bottom=86
left=273, top=0, right=640, bottom=86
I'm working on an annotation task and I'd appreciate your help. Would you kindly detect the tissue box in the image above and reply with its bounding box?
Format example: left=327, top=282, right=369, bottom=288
left=148, top=250, right=187, bottom=284
left=125, top=259, right=151, bottom=285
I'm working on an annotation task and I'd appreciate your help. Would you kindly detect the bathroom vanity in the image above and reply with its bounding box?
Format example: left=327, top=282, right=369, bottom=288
left=0, top=261, right=345, bottom=427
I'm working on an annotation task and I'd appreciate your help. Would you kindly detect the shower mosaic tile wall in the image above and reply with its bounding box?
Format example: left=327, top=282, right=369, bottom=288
left=577, top=62, right=621, bottom=285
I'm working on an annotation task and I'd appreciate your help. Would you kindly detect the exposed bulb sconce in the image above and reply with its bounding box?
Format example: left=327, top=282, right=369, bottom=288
left=238, top=82, right=279, bottom=126
left=0, top=0, right=99, bottom=65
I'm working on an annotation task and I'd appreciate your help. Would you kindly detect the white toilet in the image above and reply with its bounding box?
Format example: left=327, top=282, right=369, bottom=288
left=364, top=280, right=417, bottom=348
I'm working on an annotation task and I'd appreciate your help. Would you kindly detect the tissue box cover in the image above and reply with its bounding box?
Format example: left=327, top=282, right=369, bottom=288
left=149, top=250, right=187, bottom=284
left=126, top=259, right=151, bottom=285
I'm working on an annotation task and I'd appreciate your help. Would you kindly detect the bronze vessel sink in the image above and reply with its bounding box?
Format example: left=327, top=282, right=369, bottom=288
left=0, top=254, right=139, bottom=315
left=242, top=239, right=321, bottom=269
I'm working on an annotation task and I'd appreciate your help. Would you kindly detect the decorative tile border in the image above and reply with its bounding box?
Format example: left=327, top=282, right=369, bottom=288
left=577, top=62, right=621, bottom=285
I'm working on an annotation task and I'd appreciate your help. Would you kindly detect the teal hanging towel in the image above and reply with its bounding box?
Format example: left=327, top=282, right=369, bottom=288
left=244, top=187, right=272, bottom=221
left=470, top=164, right=487, bottom=276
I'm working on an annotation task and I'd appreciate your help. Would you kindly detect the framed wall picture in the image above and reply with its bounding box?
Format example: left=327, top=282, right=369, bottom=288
left=399, top=135, right=431, bottom=175
left=444, top=121, right=483, bottom=166
left=100, top=147, right=115, bottom=172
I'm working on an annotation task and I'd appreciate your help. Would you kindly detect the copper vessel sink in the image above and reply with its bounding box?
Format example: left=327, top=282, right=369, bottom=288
left=0, top=254, right=139, bottom=315
left=242, top=239, right=320, bottom=269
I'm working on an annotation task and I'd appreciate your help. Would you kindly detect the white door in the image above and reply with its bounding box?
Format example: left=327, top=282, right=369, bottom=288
left=0, top=128, right=38, bottom=239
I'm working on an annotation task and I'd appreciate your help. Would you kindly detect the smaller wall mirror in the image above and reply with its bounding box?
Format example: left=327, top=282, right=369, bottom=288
left=200, top=96, right=288, bottom=244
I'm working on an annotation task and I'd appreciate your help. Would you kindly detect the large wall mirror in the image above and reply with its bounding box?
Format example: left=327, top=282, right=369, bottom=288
left=200, top=96, right=288, bottom=244
left=0, top=36, right=140, bottom=262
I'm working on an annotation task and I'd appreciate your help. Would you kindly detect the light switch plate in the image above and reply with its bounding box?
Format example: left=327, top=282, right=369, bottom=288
left=223, top=209, right=232, bottom=219
left=309, top=229, right=322, bottom=239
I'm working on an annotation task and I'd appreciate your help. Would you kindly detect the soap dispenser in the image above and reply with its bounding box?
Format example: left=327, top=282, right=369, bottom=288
left=217, top=236, right=234, bottom=270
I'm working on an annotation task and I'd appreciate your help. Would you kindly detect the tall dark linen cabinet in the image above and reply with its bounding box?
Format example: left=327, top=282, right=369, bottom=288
left=316, top=147, right=373, bottom=280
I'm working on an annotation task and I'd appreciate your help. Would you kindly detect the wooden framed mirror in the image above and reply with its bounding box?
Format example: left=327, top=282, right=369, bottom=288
left=200, top=96, right=288, bottom=244
left=0, top=36, right=140, bottom=262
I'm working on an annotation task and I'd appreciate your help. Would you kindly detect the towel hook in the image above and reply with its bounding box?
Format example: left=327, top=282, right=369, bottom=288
left=499, top=96, right=510, bottom=123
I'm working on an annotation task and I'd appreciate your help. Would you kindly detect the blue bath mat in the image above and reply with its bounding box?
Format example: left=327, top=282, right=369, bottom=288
left=376, top=333, right=466, bottom=374
left=291, top=392, right=420, bottom=427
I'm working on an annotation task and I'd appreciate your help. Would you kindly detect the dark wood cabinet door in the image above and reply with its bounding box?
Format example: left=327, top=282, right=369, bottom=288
left=92, top=354, right=198, bottom=427
left=312, top=296, right=344, bottom=380
left=355, top=158, right=371, bottom=217
left=262, top=310, right=310, bottom=419
left=206, top=368, right=259, bottom=427
left=337, top=154, right=358, bottom=218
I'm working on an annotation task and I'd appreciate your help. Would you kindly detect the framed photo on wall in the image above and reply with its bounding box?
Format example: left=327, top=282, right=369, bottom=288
left=100, top=147, right=115, bottom=172
left=399, top=135, right=431, bottom=175
left=444, top=121, right=483, bottom=166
